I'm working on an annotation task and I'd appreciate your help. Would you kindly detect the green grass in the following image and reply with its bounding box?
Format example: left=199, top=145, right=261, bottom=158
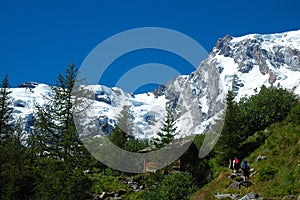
left=190, top=122, right=300, bottom=199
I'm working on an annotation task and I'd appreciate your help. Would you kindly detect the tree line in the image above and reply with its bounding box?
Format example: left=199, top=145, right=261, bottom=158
left=0, top=64, right=299, bottom=199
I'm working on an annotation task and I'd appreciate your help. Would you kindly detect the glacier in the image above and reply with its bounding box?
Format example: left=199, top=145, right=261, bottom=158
left=7, top=29, right=300, bottom=140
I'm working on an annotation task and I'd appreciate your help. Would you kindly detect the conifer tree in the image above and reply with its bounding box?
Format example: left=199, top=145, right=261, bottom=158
left=0, top=75, right=34, bottom=199
left=215, top=90, right=243, bottom=165
left=32, top=64, right=93, bottom=199
left=109, top=105, right=133, bottom=148
left=0, top=119, right=35, bottom=200
left=153, top=105, right=178, bottom=148
left=0, top=75, right=13, bottom=142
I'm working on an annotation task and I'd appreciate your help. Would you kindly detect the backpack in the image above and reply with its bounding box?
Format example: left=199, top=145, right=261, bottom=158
left=235, top=158, right=240, bottom=164
left=242, top=161, right=250, bottom=171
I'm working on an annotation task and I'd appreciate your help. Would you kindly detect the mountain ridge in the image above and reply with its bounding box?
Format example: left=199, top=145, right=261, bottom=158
left=7, top=29, right=300, bottom=139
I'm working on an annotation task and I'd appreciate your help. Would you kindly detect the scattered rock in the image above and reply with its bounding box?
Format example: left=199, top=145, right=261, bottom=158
left=256, top=156, right=267, bottom=161
left=227, top=181, right=251, bottom=190
left=227, top=182, right=240, bottom=190
left=116, top=189, right=126, bottom=196
left=239, top=192, right=259, bottom=200
left=229, top=174, right=237, bottom=179
left=99, top=191, right=107, bottom=199
left=283, top=195, right=295, bottom=199
left=239, top=181, right=251, bottom=188
left=139, top=184, right=145, bottom=190
left=250, top=171, right=258, bottom=177
left=107, top=192, right=115, bottom=197
left=214, top=193, right=234, bottom=199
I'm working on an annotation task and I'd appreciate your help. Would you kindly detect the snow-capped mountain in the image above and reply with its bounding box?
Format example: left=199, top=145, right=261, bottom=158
left=9, top=29, right=300, bottom=139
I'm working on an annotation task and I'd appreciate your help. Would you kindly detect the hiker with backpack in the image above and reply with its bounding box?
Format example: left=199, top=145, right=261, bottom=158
left=241, top=160, right=250, bottom=181
left=232, top=157, right=240, bottom=173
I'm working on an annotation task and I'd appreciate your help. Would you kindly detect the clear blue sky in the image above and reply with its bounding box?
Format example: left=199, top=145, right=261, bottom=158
left=1, top=0, right=299, bottom=92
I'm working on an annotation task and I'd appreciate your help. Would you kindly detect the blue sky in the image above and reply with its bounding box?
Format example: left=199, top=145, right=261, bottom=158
left=0, top=0, right=299, bottom=93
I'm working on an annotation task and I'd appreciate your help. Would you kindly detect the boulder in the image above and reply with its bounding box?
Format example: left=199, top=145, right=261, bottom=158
left=256, top=156, right=267, bottom=161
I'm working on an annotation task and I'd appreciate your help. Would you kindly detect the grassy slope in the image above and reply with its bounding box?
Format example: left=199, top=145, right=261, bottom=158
left=190, top=122, right=300, bottom=199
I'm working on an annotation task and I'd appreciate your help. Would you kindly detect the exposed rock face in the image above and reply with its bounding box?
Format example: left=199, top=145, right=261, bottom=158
left=153, top=29, right=300, bottom=137
left=209, top=30, right=300, bottom=98
left=9, top=30, right=300, bottom=139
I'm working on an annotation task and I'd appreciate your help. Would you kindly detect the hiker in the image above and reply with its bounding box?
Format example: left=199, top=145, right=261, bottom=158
left=228, top=158, right=233, bottom=170
left=232, top=157, right=240, bottom=173
left=241, top=160, right=250, bottom=181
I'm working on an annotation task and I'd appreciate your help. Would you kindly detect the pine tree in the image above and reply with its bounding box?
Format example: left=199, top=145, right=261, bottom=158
left=31, top=64, right=93, bottom=199
left=153, top=105, right=178, bottom=148
left=0, top=119, right=35, bottom=200
left=109, top=105, right=134, bottom=148
left=215, top=91, right=244, bottom=165
left=0, top=75, right=17, bottom=199
left=0, top=75, right=13, bottom=142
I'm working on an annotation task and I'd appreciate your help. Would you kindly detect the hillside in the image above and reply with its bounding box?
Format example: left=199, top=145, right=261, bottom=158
left=190, top=121, right=300, bottom=200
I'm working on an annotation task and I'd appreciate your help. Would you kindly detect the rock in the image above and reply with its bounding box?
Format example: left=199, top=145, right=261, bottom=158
left=229, top=173, right=237, bottom=179
left=232, top=194, right=240, bottom=199
left=214, top=193, right=234, bottom=199
left=113, top=197, right=124, bottom=200
left=227, top=181, right=251, bottom=190
left=14, top=100, right=26, bottom=108
left=107, top=192, right=115, bottom=197
left=256, top=156, right=267, bottom=161
left=99, top=191, right=107, bottom=199
left=116, top=189, right=126, bottom=196
left=132, top=184, right=138, bottom=190
left=283, top=195, right=295, bottom=199
left=239, top=181, right=251, bottom=188
left=139, top=184, right=145, bottom=190
left=227, top=182, right=240, bottom=190
left=250, top=171, right=257, bottom=177
left=239, top=193, right=259, bottom=200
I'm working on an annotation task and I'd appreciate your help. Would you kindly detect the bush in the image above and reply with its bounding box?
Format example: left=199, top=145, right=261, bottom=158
left=286, top=102, right=300, bottom=124
left=90, top=173, right=130, bottom=195
left=143, top=172, right=197, bottom=200
left=240, top=86, right=297, bottom=135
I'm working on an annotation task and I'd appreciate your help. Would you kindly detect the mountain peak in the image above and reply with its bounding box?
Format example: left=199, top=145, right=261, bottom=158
left=8, top=30, right=300, bottom=139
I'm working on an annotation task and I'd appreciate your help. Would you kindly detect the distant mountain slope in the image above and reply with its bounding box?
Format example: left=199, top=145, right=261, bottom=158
left=9, top=30, right=300, bottom=139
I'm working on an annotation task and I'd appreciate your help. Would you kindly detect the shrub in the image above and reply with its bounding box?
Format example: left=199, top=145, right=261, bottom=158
left=286, top=102, right=300, bottom=124
left=142, top=172, right=197, bottom=200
